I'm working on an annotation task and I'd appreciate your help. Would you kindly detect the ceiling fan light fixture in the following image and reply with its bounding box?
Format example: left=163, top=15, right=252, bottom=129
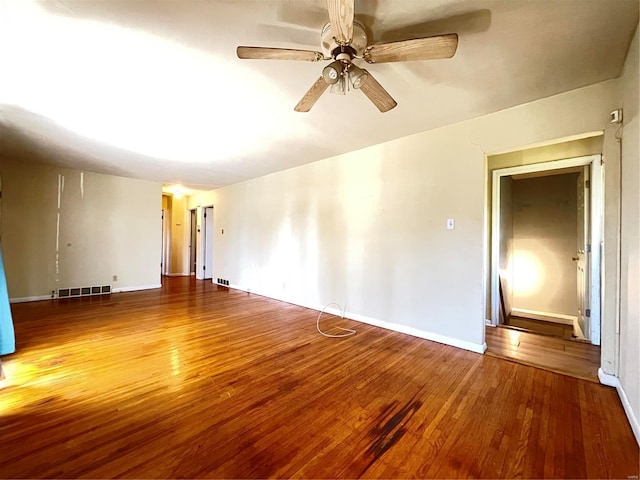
left=237, top=0, right=458, bottom=112
left=349, top=64, right=369, bottom=89
left=330, top=72, right=347, bottom=95
left=322, top=60, right=343, bottom=85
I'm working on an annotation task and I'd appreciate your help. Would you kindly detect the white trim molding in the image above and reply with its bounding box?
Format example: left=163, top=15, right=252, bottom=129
left=510, top=308, right=576, bottom=325
left=490, top=155, right=603, bottom=348
left=598, top=368, right=640, bottom=445
left=229, top=284, right=487, bottom=355
left=344, top=309, right=487, bottom=354
left=10, top=284, right=162, bottom=303
left=9, top=295, right=52, bottom=303
left=112, top=284, right=162, bottom=293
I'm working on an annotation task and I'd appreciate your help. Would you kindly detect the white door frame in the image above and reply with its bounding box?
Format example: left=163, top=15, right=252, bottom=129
left=196, top=206, right=214, bottom=280
left=203, top=206, right=214, bottom=280
left=490, top=154, right=602, bottom=345
left=189, top=208, right=198, bottom=276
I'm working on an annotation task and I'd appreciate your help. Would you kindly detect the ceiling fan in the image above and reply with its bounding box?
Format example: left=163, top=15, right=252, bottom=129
left=237, top=0, right=458, bottom=113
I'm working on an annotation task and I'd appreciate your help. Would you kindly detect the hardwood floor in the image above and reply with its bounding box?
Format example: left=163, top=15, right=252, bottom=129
left=505, top=315, right=575, bottom=339
left=485, top=325, right=601, bottom=382
left=0, top=277, right=637, bottom=479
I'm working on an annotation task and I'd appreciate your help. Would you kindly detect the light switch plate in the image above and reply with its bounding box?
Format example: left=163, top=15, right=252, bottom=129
left=447, top=218, right=455, bottom=230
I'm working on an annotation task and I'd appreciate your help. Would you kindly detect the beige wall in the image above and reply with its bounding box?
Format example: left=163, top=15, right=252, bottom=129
left=619, top=24, right=639, bottom=440
left=188, top=79, right=620, bottom=352
left=511, top=173, right=578, bottom=316
left=0, top=158, right=161, bottom=299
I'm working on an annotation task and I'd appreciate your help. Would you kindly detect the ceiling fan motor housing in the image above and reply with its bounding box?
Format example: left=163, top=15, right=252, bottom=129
left=321, top=20, right=368, bottom=58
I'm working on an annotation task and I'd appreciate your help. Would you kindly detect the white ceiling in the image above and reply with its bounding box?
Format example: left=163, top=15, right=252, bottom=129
left=0, top=0, right=637, bottom=190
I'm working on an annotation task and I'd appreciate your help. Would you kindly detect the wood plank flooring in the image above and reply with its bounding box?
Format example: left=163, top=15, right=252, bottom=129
left=0, top=277, right=637, bottom=479
left=505, top=315, right=575, bottom=339
left=485, top=325, right=601, bottom=382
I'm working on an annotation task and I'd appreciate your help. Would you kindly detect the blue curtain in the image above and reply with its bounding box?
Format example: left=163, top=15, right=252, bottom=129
left=0, top=247, right=15, bottom=355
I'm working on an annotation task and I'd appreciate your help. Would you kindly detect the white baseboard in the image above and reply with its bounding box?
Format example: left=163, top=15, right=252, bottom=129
left=165, top=273, right=190, bottom=277
left=9, top=295, right=52, bottom=303
left=597, top=368, right=618, bottom=387
left=346, top=310, right=487, bottom=354
left=511, top=308, right=576, bottom=325
left=112, top=284, right=162, bottom=293
left=598, top=368, right=640, bottom=446
left=573, top=318, right=587, bottom=340
left=229, top=284, right=486, bottom=355
left=11, top=284, right=162, bottom=302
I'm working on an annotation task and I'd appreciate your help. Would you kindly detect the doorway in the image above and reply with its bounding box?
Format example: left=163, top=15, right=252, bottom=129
left=201, top=207, right=213, bottom=280
left=491, top=155, right=602, bottom=345
left=189, top=209, right=197, bottom=276
left=161, top=195, right=172, bottom=277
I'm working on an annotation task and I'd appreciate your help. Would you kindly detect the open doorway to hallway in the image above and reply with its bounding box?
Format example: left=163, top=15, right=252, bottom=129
left=500, top=168, right=586, bottom=340
left=490, top=154, right=602, bottom=346
left=484, top=136, right=606, bottom=380
left=201, top=206, right=213, bottom=280
left=190, top=209, right=197, bottom=276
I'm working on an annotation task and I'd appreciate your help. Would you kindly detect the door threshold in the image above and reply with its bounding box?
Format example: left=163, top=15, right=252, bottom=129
left=502, top=316, right=584, bottom=342
left=485, top=326, right=600, bottom=382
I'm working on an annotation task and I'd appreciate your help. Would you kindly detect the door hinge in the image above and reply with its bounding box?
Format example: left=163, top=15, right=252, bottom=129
left=585, top=180, right=590, bottom=189
left=586, top=244, right=591, bottom=253
left=204, top=212, right=207, bottom=218
left=203, top=265, right=206, bottom=270
left=586, top=308, right=591, bottom=318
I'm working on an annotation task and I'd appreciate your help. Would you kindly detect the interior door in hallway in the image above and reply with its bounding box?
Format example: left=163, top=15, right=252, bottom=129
left=190, top=209, right=197, bottom=275
left=203, top=207, right=213, bottom=280
left=576, top=166, right=590, bottom=340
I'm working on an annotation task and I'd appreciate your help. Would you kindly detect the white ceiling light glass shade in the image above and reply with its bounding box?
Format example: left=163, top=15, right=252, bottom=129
left=322, top=60, right=344, bottom=85
left=348, top=64, right=369, bottom=89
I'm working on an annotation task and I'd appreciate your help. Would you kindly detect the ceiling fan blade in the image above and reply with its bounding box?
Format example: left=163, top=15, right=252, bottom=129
left=359, top=71, right=397, bottom=112
left=363, top=33, right=458, bottom=63
left=294, top=77, right=329, bottom=112
left=326, top=0, right=354, bottom=44
left=237, top=46, right=323, bottom=62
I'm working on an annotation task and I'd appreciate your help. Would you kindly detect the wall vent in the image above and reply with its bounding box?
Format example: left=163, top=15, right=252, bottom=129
left=216, top=278, right=230, bottom=286
left=57, top=285, right=111, bottom=298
